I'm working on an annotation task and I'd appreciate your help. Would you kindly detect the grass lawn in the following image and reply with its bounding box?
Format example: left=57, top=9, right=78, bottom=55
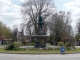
left=0, top=48, right=59, bottom=54
left=66, top=48, right=80, bottom=53
left=0, top=48, right=80, bottom=54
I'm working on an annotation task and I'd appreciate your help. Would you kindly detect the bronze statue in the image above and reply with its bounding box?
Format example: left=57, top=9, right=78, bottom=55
left=38, top=16, right=44, bottom=31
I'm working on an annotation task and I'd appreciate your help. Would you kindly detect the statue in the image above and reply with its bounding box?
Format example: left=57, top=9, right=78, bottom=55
left=31, top=15, right=47, bottom=48
left=38, top=16, right=44, bottom=31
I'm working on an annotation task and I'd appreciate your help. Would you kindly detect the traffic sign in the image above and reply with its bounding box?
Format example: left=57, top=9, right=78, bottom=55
left=60, top=46, right=65, bottom=53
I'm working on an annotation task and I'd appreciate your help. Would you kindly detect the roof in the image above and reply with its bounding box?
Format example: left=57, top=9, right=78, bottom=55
left=0, top=34, right=6, bottom=40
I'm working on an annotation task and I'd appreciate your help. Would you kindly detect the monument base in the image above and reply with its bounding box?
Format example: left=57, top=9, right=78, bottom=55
left=34, top=38, right=46, bottom=48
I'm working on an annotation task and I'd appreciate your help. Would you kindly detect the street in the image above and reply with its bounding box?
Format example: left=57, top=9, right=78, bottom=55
left=0, top=53, right=80, bottom=60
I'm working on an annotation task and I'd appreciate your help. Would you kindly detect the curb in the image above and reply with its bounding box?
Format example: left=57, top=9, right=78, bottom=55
left=0, top=52, right=80, bottom=55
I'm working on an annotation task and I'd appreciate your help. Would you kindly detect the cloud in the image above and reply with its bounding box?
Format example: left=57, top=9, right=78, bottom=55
left=0, top=4, right=21, bottom=21
left=0, top=0, right=11, bottom=12
left=0, top=0, right=23, bottom=30
left=20, top=0, right=24, bottom=2
left=1, top=12, right=21, bottom=21
left=63, top=0, right=80, bottom=32
left=20, top=0, right=29, bottom=3
left=11, top=5, right=21, bottom=12
left=7, top=19, right=23, bottom=30
left=64, top=0, right=80, bottom=20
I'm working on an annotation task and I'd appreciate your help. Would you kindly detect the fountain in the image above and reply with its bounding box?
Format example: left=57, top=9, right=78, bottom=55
left=31, top=15, right=48, bottom=48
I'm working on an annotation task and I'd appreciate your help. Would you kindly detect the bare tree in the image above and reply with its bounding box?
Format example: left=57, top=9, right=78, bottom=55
left=76, top=18, right=80, bottom=45
left=21, top=0, right=55, bottom=35
left=12, top=25, right=18, bottom=42
left=48, top=11, right=72, bottom=45
left=0, top=21, right=2, bottom=36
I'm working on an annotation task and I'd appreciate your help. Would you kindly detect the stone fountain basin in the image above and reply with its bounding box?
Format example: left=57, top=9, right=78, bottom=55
left=31, top=35, right=49, bottom=37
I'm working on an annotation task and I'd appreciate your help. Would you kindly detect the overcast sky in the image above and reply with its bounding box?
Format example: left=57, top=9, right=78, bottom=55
left=0, top=0, right=80, bottom=30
